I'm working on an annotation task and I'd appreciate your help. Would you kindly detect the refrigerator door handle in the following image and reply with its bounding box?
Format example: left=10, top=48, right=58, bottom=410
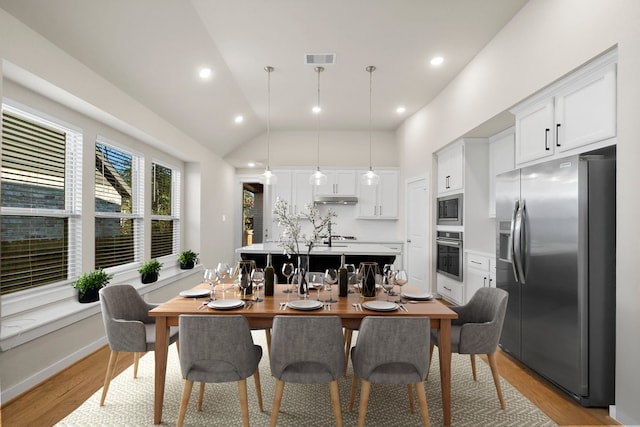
left=514, top=200, right=527, bottom=284
left=510, top=200, right=520, bottom=283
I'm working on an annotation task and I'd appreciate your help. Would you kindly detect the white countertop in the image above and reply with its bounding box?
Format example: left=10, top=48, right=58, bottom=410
left=236, top=243, right=401, bottom=256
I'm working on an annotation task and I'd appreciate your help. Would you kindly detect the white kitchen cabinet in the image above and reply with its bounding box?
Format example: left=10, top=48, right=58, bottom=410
left=512, top=51, right=617, bottom=167
left=464, top=252, right=494, bottom=304
left=436, top=273, right=463, bottom=305
left=488, top=128, right=515, bottom=217
left=436, top=143, right=464, bottom=195
left=357, top=169, right=399, bottom=219
left=267, top=169, right=314, bottom=241
left=314, top=170, right=357, bottom=197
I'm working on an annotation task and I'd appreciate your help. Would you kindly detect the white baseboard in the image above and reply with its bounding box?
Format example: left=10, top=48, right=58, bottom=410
left=1, top=336, right=107, bottom=404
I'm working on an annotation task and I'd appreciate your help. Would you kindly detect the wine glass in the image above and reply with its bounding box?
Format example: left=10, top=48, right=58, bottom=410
left=237, top=269, right=251, bottom=300
left=281, top=262, right=295, bottom=293
left=251, top=268, right=264, bottom=302
left=383, top=264, right=396, bottom=296
left=215, top=262, right=232, bottom=292
left=394, top=270, right=408, bottom=304
left=203, top=268, right=217, bottom=300
left=381, top=271, right=395, bottom=302
left=324, top=268, right=338, bottom=303
left=308, top=272, right=324, bottom=301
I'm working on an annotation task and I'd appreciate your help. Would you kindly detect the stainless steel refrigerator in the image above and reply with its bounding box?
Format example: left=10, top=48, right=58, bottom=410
left=495, top=147, right=616, bottom=407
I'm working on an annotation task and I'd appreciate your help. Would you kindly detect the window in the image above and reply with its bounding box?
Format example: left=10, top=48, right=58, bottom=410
left=0, top=104, right=82, bottom=295
left=151, top=162, right=180, bottom=258
left=95, top=139, right=143, bottom=269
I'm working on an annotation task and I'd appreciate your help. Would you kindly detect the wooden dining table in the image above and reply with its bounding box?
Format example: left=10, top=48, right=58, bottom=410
left=149, top=283, right=458, bottom=425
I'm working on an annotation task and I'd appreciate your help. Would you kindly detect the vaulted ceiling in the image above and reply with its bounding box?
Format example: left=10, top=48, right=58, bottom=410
left=0, top=0, right=528, bottom=165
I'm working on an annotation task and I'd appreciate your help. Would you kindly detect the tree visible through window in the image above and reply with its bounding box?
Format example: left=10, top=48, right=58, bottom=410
left=151, top=162, right=179, bottom=258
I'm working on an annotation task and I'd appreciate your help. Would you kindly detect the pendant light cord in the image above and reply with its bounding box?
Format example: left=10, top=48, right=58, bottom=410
left=265, top=66, right=273, bottom=170
left=315, top=66, right=323, bottom=171
left=367, top=65, right=375, bottom=171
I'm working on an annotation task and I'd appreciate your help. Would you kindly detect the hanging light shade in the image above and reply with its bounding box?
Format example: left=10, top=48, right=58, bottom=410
left=361, top=65, right=380, bottom=186
left=309, top=66, right=327, bottom=186
left=262, top=66, right=277, bottom=185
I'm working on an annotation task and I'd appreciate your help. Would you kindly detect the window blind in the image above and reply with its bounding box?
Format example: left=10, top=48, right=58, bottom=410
left=151, top=162, right=180, bottom=258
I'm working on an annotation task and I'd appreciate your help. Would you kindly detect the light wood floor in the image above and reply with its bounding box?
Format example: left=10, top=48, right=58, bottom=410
left=1, top=342, right=618, bottom=427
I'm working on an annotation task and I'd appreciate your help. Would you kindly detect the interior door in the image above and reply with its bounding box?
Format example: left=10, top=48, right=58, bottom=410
left=406, top=178, right=428, bottom=290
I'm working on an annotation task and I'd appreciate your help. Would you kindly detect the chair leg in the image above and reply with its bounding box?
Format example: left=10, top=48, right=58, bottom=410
left=198, top=382, right=205, bottom=411
left=133, top=352, right=140, bottom=379
left=329, top=380, right=343, bottom=427
left=357, top=379, right=372, bottom=427
left=100, top=350, right=119, bottom=406
left=470, top=354, right=477, bottom=381
left=175, top=339, right=180, bottom=355
left=344, top=328, right=353, bottom=375
left=270, top=380, right=285, bottom=427
left=426, top=342, right=434, bottom=380
left=177, top=379, right=194, bottom=427
left=414, top=381, right=431, bottom=427
left=407, top=384, right=415, bottom=413
left=265, top=329, right=272, bottom=358
left=349, top=373, right=359, bottom=412
left=487, top=352, right=506, bottom=410
left=237, top=378, right=250, bottom=427
left=253, top=368, right=264, bottom=412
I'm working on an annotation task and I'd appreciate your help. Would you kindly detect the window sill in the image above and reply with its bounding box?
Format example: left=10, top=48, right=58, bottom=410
left=0, top=264, right=203, bottom=351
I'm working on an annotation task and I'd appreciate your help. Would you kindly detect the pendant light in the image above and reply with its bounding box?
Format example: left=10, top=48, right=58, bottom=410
left=262, top=65, right=277, bottom=185
left=309, top=66, right=328, bottom=186
left=361, top=65, right=380, bottom=186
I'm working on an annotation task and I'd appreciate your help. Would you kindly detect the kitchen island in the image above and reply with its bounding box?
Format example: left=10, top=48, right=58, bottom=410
left=236, top=243, right=400, bottom=281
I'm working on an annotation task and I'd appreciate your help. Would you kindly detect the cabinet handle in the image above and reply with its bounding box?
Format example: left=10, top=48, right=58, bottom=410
left=443, top=286, right=451, bottom=292
left=379, top=205, right=383, bottom=216
left=556, top=123, right=561, bottom=147
left=471, top=260, right=482, bottom=265
left=446, top=175, right=451, bottom=189
left=545, top=128, right=550, bottom=151
left=483, top=276, right=487, bottom=287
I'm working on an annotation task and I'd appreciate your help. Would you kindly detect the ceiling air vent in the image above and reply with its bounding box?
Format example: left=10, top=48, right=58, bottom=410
left=305, top=53, right=336, bottom=65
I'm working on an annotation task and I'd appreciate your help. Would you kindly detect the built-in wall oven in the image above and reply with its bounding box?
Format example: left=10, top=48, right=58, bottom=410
left=437, top=193, right=463, bottom=226
left=436, top=230, right=463, bottom=281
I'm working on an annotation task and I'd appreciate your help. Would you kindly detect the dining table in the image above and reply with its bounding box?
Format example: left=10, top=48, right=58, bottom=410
left=149, top=282, right=458, bottom=426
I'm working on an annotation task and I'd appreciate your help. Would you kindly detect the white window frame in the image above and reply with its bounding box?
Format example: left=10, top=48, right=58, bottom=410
left=150, top=159, right=181, bottom=258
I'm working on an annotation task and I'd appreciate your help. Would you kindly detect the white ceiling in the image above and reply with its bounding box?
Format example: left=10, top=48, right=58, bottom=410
left=0, top=0, right=528, bottom=165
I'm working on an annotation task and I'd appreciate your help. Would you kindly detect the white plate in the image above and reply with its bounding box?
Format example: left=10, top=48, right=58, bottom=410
left=207, top=299, right=245, bottom=310
left=362, top=301, right=399, bottom=312
left=287, top=300, right=324, bottom=311
left=401, top=291, right=434, bottom=301
left=179, top=289, right=211, bottom=298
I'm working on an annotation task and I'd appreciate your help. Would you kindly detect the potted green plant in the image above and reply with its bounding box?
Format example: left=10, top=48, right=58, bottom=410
left=139, top=259, right=163, bottom=284
left=73, top=269, right=113, bottom=303
left=178, top=249, right=199, bottom=270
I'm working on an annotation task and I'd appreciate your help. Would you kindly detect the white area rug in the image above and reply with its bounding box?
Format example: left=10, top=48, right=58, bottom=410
left=56, top=331, right=556, bottom=426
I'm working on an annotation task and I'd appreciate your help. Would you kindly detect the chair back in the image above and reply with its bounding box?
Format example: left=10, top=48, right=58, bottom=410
left=270, top=316, right=344, bottom=384
left=179, top=315, right=261, bottom=382
left=352, top=316, right=431, bottom=384
left=457, top=287, right=509, bottom=354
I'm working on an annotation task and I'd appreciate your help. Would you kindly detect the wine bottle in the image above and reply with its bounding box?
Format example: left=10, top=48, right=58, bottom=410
left=264, top=253, right=275, bottom=296
left=338, top=253, right=348, bottom=297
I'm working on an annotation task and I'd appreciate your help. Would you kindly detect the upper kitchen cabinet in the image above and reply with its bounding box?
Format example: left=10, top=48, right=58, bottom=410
left=313, top=170, right=357, bottom=197
left=267, top=169, right=314, bottom=241
left=436, top=142, right=464, bottom=195
left=488, top=128, right=515, bottom=218
left=512, top=50, right=617, bottom=167
left=357, top=169, right=399, bottom=219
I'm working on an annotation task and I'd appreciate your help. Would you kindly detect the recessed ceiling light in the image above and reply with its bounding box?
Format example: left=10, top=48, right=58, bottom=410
left=234, top=115, right=244, bottom=124
left=199, top=67, right=212, bottom=79
left=430, top=56, right=444, bottom=66
left=396, top=106, right=406, bottom=114
left=248, top=162, right=256, bottom=168
left=312, top=105, right=321, bottom=114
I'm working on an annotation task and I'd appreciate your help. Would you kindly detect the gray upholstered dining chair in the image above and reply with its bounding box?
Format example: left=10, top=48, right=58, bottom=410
left=176, top=315, right=263, bottom=427
left=429, top=287, right=509, bottom=409
left=98, top=284, right=180, bottom=406
left=269, top=315, right=345, bottom=427
left=349, top=316, right=431, bottom=427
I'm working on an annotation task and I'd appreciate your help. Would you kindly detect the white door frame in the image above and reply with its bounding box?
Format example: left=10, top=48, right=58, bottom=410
left=235, top=174, right=266, bottom=256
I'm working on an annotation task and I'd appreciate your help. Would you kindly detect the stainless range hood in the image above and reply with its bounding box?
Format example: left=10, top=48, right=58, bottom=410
left=313, top=195, right=358, bottom=205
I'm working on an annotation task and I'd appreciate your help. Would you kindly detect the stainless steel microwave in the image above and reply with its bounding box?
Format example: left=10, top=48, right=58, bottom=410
left=437, top=193, right=463, bottom=226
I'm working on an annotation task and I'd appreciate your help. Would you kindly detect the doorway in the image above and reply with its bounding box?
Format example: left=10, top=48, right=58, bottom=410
left=406, top=177, right=429, bottom=290
left=242, top=182, right=264, bottom=246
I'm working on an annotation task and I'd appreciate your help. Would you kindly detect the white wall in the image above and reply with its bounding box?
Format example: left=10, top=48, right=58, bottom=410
left=397, top=0, right=640, bottom=424
left=0, top=8, right=237, bottom=401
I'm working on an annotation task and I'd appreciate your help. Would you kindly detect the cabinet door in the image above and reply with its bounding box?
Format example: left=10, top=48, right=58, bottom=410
left=334, top=170, right=357, bottom=195
left=555, top=65, right=616, bottom=153
left=437, top=273, right=463, bottom=305
left=378, top=170, right=399, bottom=219
left=489, top=131, right=515, bottom=217
left=515, top=99, right=555, bottom=165
left=437, top=144, right=464, bottom=194
left=356, top=180, right=378, bottom=218
left=465, top=268, right=489, bottom=304
left=292, top=171, right=314, bottom=214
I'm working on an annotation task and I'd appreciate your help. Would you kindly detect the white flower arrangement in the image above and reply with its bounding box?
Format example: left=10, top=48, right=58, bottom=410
left=273, top=198, right=337, bottom=258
